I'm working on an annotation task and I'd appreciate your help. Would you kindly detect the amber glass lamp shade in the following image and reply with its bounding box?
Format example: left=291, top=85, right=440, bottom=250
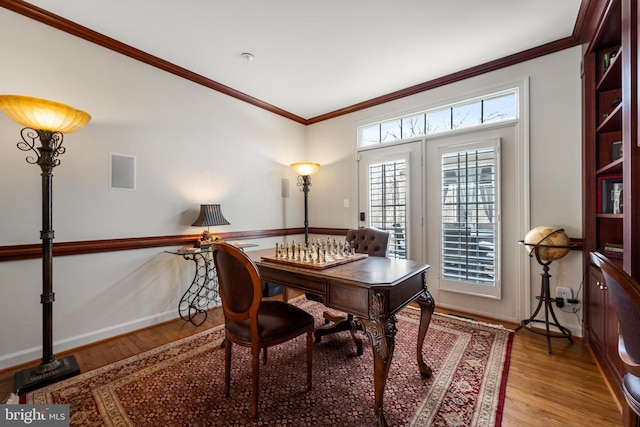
left=0, top=95, right=91, bottom=133
left=290, top=162, right=320, bottom=176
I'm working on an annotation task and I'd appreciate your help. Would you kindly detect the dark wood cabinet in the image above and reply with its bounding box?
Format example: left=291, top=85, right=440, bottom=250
left=587, top=265, right=623, bottom=384
left=582, top=0, right=638, bottom=407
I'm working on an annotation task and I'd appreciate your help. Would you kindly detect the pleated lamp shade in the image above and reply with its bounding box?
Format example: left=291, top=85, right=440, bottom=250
left=0, top=95, right=91, bottom=133
left=191, top=204, right=230, bottom=227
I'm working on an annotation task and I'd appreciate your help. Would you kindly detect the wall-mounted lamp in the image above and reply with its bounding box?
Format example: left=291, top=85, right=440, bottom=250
left=191, top=204, right=230, bottom=248
left=290, top=162, right=321, bottom=246
left=0, top=94, right=91, bottom=394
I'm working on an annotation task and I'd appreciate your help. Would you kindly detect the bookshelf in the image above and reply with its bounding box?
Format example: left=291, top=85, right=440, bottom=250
left=582, top=0, right=638, bottom=406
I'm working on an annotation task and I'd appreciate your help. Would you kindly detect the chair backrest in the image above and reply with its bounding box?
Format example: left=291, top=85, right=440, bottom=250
left=590, top=251, right=640, bottom=366
left=345, top=227, right=390, bottom=257
left=211, top=243, right=263, bottom=325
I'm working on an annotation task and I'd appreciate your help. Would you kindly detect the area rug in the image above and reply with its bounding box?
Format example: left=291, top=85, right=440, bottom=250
left=22, top=298, right=513, bottom=426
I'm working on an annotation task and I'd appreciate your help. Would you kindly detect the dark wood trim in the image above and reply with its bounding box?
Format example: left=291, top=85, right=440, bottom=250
left=2, top=0, right=586, bottom=125
left=0, top=227, right=351, bottom=261
left=574, top=0, right=605, bottom=44
left=310, top=227, right=350, bottom=236
left=1, top=228, right=578, bottom=261
left=570, top=237, right=585, bottom=250
left=306, top=37, right=581, bottom=124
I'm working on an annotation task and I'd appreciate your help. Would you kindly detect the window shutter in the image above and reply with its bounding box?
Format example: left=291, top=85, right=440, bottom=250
left=441, top=146, right=497, bottom=285
left=369, top=160, right=407, bottom=258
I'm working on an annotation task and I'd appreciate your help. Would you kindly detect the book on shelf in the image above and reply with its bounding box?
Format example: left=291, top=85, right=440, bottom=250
left=602, top=49, right=618, bottom=74
left=611, top=141, right=623, bottom=162
left=604, top=243, right=624, bottom=259
left=598, top=175, right=623, bottom=214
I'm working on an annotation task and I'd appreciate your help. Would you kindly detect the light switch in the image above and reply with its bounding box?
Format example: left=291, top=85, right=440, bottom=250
left=343, top=199, right=350, bottom=208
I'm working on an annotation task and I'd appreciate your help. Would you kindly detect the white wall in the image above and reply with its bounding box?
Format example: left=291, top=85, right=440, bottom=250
left=0, top=9, right=307, bottom=368
left=0, top=6, right=584, bottom=370
left=306, top=47, right=584, bottom=334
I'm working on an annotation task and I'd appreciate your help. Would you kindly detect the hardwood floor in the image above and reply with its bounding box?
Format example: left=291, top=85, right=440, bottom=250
left=473, top=314, right=622, bottom=426
left=0, top=298, right=622, bottom=426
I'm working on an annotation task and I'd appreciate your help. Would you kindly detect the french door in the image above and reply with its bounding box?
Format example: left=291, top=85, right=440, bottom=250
left=357, top=141, right=423, bottom=261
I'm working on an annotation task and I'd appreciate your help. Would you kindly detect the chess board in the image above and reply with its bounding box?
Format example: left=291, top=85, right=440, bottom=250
left=260, top=252, right=368, bottom=270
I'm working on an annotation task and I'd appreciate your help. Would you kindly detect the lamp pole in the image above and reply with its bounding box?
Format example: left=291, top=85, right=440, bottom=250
left=299, top=175, right=311, bottom=247
left=290, top=162, right=320, bottom=248
left=13, top=128, right=81, bottom=393
left=38, top=130, right=57, bottom=368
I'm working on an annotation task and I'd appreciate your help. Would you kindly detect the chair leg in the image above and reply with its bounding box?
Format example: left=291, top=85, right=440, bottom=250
left=315, top=312, right=364, bottom=356
left=347, top=318, right=364, bottom=356
left=262, top=346, right=267, bottom=365
left=224, top=339, right=232, bottom=398
left=306, top=329, right=313, bottom=391
left=251, top=347, right=260, bottom=419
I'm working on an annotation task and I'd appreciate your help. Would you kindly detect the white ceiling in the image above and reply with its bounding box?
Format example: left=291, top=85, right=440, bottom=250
left=24, top=0, right=582, bottom=120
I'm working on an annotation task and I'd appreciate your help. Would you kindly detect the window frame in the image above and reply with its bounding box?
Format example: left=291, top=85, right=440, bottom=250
left=357, top=88, right=518, bottom=148
left=366, top=155, right=409, bottom=259
left=438, top=138, right=502, bottom=299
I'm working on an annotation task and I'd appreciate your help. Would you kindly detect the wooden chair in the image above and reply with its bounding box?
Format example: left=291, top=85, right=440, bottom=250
left=315, top=227, right=391, bottom=355
left=211, top=242, right=314, bottom=419
left=590, top=252, right=640, bottom=427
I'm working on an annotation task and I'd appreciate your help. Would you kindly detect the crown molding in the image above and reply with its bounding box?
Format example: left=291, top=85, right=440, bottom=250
left=1, top=0, right=588, bottom=124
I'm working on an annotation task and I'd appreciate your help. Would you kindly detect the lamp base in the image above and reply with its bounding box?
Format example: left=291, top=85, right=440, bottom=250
left=15, top=355, right=80, bottom=395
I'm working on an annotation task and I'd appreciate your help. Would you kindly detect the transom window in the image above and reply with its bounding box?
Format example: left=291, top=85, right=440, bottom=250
left=359, top=89, right=517, bottom=147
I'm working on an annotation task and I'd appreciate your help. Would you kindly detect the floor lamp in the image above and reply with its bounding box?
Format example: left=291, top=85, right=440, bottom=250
left=0, top=95, right=91, bottom=394
left=290, top=162, right=320, bottom=247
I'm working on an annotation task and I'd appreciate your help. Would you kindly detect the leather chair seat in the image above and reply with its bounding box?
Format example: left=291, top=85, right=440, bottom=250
left=226, top=300, right=315, bottom=343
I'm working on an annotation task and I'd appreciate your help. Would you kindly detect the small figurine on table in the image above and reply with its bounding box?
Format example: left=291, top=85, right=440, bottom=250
left=196, top=230, right=221, bottom=249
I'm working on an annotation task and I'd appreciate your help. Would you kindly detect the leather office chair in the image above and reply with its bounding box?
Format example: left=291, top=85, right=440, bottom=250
left=590, top=251, right=640, bottom=427
left=346, top=227, right=391, bottom=257
left=316, top=227, right=391, bottom=355
left=211, top=242, right=314, bottom=419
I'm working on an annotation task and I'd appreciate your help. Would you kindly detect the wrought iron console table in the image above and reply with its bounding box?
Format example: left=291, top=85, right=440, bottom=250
left=166, top=242, right=258, bottom=325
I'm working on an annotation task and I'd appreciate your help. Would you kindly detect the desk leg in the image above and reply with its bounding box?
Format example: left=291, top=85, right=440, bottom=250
left=415, top=290, right=435, bottom=378
left=357, top=292, right=396, bottom=427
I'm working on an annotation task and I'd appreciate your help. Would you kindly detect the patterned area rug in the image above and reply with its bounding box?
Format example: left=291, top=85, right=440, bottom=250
left=23, top=299, right=513, bottom=426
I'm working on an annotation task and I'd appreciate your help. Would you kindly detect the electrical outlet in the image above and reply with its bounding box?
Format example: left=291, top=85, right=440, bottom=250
left=556, top=287, right=573, bottom=302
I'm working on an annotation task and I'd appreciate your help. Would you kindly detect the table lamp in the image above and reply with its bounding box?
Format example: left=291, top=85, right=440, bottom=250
left=191, top=204, right=230, bottom=248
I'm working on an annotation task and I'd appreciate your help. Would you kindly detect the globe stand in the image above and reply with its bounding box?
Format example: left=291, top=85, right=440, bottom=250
left=517, top=241, right=574, bottom=354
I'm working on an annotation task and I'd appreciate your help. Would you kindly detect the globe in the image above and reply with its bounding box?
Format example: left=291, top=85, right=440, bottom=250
left=523, top=226, right=571, bottom=261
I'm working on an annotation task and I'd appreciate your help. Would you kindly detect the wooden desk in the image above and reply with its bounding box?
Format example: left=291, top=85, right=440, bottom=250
left=248, top=249, right=434, bottom=427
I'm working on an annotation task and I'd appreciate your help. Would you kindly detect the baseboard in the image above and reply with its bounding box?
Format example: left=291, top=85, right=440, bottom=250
left=0, top=310, right=178, bottom=371
left=435, top=302, right=584, bottom=338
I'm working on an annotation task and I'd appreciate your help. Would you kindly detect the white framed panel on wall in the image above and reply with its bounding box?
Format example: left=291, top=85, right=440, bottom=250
left=110, top=153, right=136, bottom=191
